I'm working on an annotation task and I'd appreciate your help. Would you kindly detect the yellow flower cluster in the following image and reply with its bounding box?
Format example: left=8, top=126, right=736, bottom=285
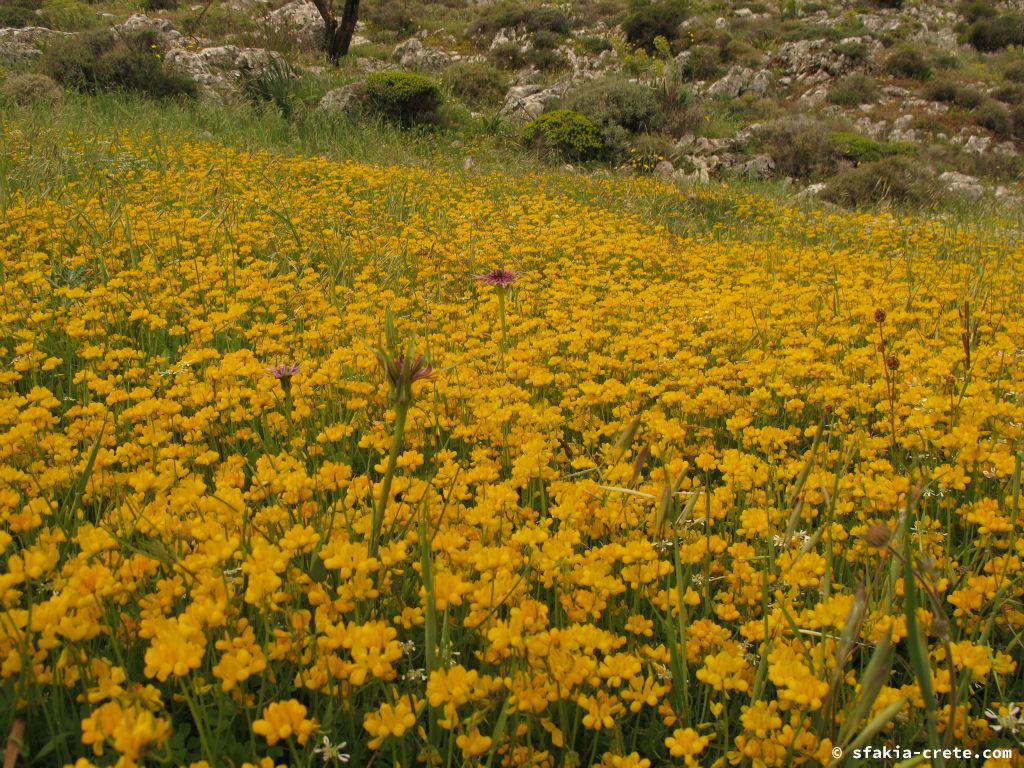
left=1, top=124, right=1023, bottom=767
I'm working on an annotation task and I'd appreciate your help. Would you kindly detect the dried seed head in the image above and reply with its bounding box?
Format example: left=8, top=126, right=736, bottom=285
left=874, top=308, right=887, bottom=324
left=862, top=523, right=892, bottom=549
left=886, top=355, right=900, bottom=371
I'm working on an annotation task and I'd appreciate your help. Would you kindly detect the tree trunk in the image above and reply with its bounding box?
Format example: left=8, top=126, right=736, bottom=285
left=308, top=0, right=359, bottom=63
left=335, top=0, right=360, bottom=59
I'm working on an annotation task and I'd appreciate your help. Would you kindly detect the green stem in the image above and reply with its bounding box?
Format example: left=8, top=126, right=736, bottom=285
left=497, top=288, right=508, bottom=353
left=370, top=401, right=409, bottom=559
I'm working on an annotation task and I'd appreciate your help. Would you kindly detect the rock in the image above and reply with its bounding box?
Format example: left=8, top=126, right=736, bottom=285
left=706, top=66, right=772, bottom=99
left=115, top=13, right=183, bottom=49
left=392, top=38, right=451, bottom=71
left=500, top=80, right=571, bottom=119
left=773, top=38, right=876, bottom=80
left=653, top=159, right=674, bottom=179
left=0, top=27, right=65, bottom=65
left=165, top=44, right=287, bottom=102
left=940, top=172, right=983, bottom=199
left=963, top=135, right=990, bottom=155
left=736, top=153, right=775, bottom=180
left=318, top=83, right=364, bottom=114
left=463, top=155, right=478, bottom=171
left=269, top=0, right=325, bottom=50
left=795, top=182, right=828, bottom=199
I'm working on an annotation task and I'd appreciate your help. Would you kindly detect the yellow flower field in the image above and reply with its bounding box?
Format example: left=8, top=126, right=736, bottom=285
left=1, top=125, right=1023, bottom=767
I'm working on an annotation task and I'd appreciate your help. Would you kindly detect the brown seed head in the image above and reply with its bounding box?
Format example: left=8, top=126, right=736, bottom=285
left=885, top=355, right=900, bottom=371
left=874, top=308, right=887, bottom=324
left=862, top=523, right=892, bottom=549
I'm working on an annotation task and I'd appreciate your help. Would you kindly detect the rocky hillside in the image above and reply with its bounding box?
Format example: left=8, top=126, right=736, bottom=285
left=3, top=0, right=1024, bottom=205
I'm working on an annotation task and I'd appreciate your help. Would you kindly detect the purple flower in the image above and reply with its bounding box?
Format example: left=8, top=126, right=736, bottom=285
left=375, top=352, right=435, bottom=405
left=474, top=268, right=520, bottom=289
left=267, top=362, right=300, bottom=393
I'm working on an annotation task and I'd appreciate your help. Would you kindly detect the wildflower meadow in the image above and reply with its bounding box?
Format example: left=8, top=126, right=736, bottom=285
left=1, top=123, right=1023, bottom=768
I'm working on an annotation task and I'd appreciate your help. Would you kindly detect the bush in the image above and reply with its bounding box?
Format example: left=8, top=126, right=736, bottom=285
left=884, top=45, right=931, bottom=80
left=0, top=73, right=62, bottom=106
left=992, top=83, right=1024, bottom=106
left=1013, top=105, right=1024, bottom=139
left=621, top=0, right=689, bottom=53
left=521, top=109, right=604, bottom=161
left=469, top=2, right=570, bottom=39
left=143, top=0, right=179, bottom=10
left=973, top=99, right=1014, bottom=137
left=365, top=71, right=442, bottom=125
left=524, top=46, right=568, bottom=72
left=442, top=61, right=508, bottom=108
left=826, top=73, right=879, bottom=106
left=833, top=39, right=869, bottom=63
left=829, top=132, right=915, bottom=164
left=363, top=3, right=416, bottom=35
left=579, top=35, right=613, bottom=55
left=958, top=0, right=996, bottom=23
left=560, top=77, right=664, bottom=134
left=761, top=117, right=838, bottom=180
left=241, top=58, right=297, bottom=118
left=0, top=4, right=41, bottom=26
left=43, top=29, right=197, bottom=98
left=923, top=78, right=983, bottom=108
left=488, top=43, right=525, bottom=70
left=965, top=13, right=1024, bottom=52
left=820, top=157, right=938, bottom=208
left=681, top=44, right=720, bottom=80
left=1004, top=61, right=1024, bottom=83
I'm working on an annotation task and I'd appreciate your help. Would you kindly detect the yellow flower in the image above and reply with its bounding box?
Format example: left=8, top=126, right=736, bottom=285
left=252, top=700, right=318, bottom=745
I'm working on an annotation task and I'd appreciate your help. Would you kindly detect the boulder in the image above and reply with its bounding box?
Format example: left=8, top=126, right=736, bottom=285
left=500, top=80, right=571, bottom=119
left=115, top=13, right=183, bottom=49
left=392, top=38, right=451, bottom=71
left=0, top=27, right=64, bottom=65
left=269, top=0, right=325, bottom=50
left=736, top=153, right=775, bottom=180
left=318, top=82, right=364, bottom=114
left=165, top=44, right=287, bottom=102
left=705, top=67, right=771, bottom=99
left=653, top=159, right=674, bottom=179
left=939, top=172, right=983, bottom=200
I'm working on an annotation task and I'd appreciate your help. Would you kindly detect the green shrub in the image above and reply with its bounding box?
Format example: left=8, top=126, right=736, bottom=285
left=363, top=3, right=416, bottom=35
left=973, top=99, right=1014, bottom=137
left=143, top=0, right=179, bottom=10
left=0, top=73, right=62, bottom=105
left=365, top=71, right=442, bottom=125
left=442, top=61, right=508, bottom=108
left=1013, top=105, right=1024, bottom=139
left=579, top=35, right=613, bottom=55
left=829, top=132, right=915, bottom=164
left=884, top=45, right=931, bottom=80
left=992, top=83, right=1024, bottom=106
left=762, top=117, right=838, bottom=180
left=826, top=73, right=879, bottom=106
left=560, top=76, right=664, bottom=134
left=521, top=109, right=604, bottom=161
left=923, top=78, right=983, bottom=108
left=681, top=44, right=720, bottom=80
left=469, top=2, right=570, bottom=39
left=488, top=42, right=525, bottom=70
left=621, top=0, right=689, bottom=53
left=832, top=39, right=869, bottom=63
left=965, top=13, right=1024, bottom=52
left=43, top=29, right=197, bottom=98
left=1004, top=61, right=1024, bottom=83
left=524, top=46, right=568, bottom=72
left=821, top=157, right=938, bottom=208
left=0, top=4, right=41, bottom=26
left=958, top=0, right=997, bottom=23
left=241, top=57, right=297, bottom=118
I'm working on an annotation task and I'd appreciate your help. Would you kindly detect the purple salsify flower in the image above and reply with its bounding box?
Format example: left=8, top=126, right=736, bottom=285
left=474, top=268, right=520, bottom=289
left=267, top=362, right=301, bottom=393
